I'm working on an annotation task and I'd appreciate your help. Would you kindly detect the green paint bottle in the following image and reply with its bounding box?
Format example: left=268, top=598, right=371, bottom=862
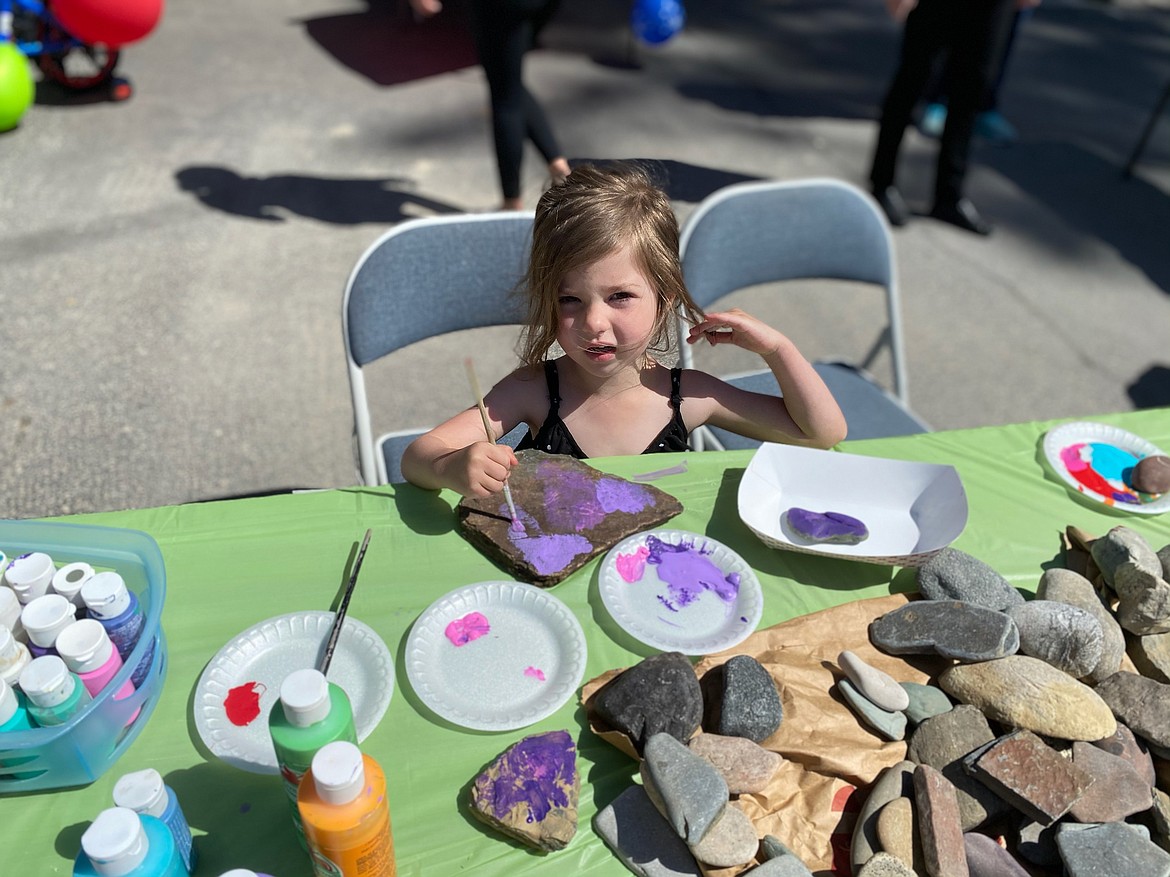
left=268, top=668, right=357, bottom=850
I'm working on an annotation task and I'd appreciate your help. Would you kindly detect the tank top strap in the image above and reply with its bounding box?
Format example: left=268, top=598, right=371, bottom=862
left=669, top=367, right=683, bottom=410
left=544, top=359, right=562, bottom=412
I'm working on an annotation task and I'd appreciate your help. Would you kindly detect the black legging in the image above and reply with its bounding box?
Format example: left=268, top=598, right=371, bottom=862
left=869, top=0, right=1016, bottom=206
left=469, top=0, right=564, bottom=201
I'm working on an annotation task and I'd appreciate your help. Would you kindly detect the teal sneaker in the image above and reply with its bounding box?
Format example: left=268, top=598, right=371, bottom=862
left=976, top=110, right=1018, bottom=144
left=918, top=103, right=947, bottom=138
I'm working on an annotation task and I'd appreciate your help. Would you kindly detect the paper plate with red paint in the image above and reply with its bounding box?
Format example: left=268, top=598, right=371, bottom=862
left=1042, top=421, right=1169, bottom=514
left=599, top=529, right=763, bottom=655
left=193, top=611, right=394, bottom=773
left=404, top=581, right=587, bottom=731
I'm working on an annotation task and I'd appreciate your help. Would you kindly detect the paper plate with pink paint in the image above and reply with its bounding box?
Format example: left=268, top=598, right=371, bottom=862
left=193, top=611, right=394, bottom=774
left=599, top=529, right=764, bottom=655
left=404, top=581, right=587, bottom=731
left=1042, top=421, right=1169, bottom=514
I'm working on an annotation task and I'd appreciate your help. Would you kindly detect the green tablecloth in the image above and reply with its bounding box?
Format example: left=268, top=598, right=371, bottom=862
left=5, top=410, right=1170, bottom=876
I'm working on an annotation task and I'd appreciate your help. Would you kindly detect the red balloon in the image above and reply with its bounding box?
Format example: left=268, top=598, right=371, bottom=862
left=52, top=0, right=164, bottom=48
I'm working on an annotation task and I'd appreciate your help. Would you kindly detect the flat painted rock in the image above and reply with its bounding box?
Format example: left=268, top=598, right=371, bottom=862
left=900, top=681, right=953, bottom=727
left=592, top=651, right=703, bottom=755
left=640, top=732, right=728, bottom=845
left=1067, top=741, right=1154, bottom=823
left=913, top=764, right=970, bottom=877
left=940, top=655, right=1117, bottom=741
left=1133, top=455, right=1170, bottom=494
left=1056, top=821, right=1170, bottom=877
left=869, top=600, right=1020, bottom=662
left=963, top=832, right=1031, bottom=877
left=1005, top=600, right=1104, bottom=679
left=458, top=450, right=682, bottom=586
left=688, top=802, right=757, bottom=867
left=839, top=649, right=909, bottom=712
left=1037, top=568, right=1124, bottom=683
left=962, top=729, right=1092, bottom=825
left=469, top=730, right=579, bottom=850
left=907, top=705, right=1009, bottom=831
left=704, top=654, right=782, bottom=742
left=916, top=547, right=1024, bottom=610
left=1094, top=671, right=1170, bottom=750
left=838, top=678, right=906, bottom=742
left=852, top=761, right=915, bottom=874
left=688, top=733, right=781, bottom=795
left=784, top=507, right=868, bottom=544
left=593, top=784, right=703, bottom=877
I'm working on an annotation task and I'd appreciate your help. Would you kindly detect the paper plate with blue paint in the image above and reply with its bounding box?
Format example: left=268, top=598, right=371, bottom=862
left=405, top=581, right=587, bottom=731
left=599, top=529, right=763, bottom=655
left=1042, top=421, right=1169, bottom=514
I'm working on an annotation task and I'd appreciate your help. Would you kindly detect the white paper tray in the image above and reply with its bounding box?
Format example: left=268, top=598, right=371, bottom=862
left=737, top=444, right=968, bottom=567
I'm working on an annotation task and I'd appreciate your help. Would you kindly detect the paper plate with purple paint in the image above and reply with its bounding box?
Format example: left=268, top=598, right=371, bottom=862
left=599, top=529, right=763, bottom=655
left=404, top=581, right=587, bottom=731
left=1042, top=421, right=1169, bottom=514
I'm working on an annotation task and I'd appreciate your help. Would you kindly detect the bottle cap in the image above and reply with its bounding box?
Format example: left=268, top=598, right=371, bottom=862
left=81, top=808, right=149, bottom=877
left=0, top=678, right=18, bottom=725
left=20, top=593, right=77, bottom=648
left=81, top=572, right=132, bottom=620
left=19, top=655, right=76, bottom=708
left=279, top=668, right=331, bottom=727
left=55, top=619, right=116, bottom=674
left=0, top=586, right=21, bottom=633
left=0, top=626, right=31, bottom=686
left=218, top=871, right=263, bottom=877
left=311, top=741, right=366, bottom=806
left=52, top=562, right=95, bottom=605
left=4, top=552, right=55, bottom=604
left=113, top=768, right=168, bottom=818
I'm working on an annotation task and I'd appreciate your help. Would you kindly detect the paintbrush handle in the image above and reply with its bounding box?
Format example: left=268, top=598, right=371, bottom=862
left=464, top=358, right=495, bottom=442
left=318, top=528, right=372, bottom=676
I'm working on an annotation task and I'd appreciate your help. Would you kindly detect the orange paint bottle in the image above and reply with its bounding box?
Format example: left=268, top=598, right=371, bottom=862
left=297, top=741, right=395, bottom=877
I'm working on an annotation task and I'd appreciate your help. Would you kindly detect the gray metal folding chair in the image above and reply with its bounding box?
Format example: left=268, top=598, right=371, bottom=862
left=342, top=212, right=533, bottom=485
left=677, top=177, right=929, bottom=451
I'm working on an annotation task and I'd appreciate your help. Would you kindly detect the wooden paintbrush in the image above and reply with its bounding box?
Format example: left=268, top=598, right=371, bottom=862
left=464, top=358, right=522, bottom=531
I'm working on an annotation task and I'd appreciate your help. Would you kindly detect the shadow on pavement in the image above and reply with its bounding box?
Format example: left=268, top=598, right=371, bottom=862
left=175, top=166, right=461, bottom=224
left=573, top=157, right=764, bottom=203
left=1128, top=365, right=1170, bottom=409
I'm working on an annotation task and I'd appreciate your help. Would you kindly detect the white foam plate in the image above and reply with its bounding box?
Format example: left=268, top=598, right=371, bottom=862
left=404, top=581, right=587, bottom=731
left=1042, top=421, right=1169, bottom=514
left=193, top=611, right=393, bottom=774
left=599, top=529, right=763, bottom=655
left=738, top=443, right=968, bottom=567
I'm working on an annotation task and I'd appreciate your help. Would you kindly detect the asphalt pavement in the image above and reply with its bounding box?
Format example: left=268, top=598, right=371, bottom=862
left=1, top=0, right=1168, bottom=518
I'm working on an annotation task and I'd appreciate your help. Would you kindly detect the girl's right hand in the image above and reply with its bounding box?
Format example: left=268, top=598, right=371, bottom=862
left=440, top=442, right=517, bottom=498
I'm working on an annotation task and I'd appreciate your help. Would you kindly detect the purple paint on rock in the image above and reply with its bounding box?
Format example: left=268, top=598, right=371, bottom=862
left=596, top=478, right=651, bottom=515
left=646, top=535, right=741, bottom=606
left=540, top=468, right=609, bottom=532
left=509, top=531, right=592, bottom=576
left=483, top=730, right=576, bottom=823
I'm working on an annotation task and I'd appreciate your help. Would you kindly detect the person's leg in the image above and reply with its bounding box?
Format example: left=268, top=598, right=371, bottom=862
left=869, top=0, right=950, bottom=223
left=521, top=1, right=569, bottom=185
left=931, top=0, right=1015, bottom=231
left=470, top=2, right=531, bottom=207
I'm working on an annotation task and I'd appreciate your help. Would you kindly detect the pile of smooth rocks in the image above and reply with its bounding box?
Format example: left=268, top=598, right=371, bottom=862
left=850, top=528, right=1170, bottom=876
left=590, top=651, right=812, bottom=875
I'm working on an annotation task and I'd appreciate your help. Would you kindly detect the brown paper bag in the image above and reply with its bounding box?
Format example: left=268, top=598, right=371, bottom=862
left=583, top=593, right=950, bottom=877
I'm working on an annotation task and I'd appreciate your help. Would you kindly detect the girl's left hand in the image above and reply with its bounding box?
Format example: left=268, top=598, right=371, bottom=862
left=686, top=309, right=785, bottom=357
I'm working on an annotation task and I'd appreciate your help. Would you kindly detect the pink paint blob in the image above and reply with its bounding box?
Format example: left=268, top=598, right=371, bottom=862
left=616, top=545, right=651, bottom=582
left=445, top=612, right=491, bottom=646
left=524, top=666, right=546, bottom=682
left=224, top=681, right=266, bottom=726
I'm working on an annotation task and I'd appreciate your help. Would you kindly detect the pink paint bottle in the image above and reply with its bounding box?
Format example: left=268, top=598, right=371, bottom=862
left=55, top=619, right=139, bottom=723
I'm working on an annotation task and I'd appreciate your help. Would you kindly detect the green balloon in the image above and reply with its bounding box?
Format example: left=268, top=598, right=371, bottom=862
left=0, top=42, right=34, bottom=132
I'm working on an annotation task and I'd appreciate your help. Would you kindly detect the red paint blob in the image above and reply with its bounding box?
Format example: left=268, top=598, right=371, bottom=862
left=224, top=681, right=266, bottom=726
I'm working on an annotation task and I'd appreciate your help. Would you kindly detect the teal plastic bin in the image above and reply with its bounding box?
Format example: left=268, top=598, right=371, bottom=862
left=0, top=520, right=167, bottom=793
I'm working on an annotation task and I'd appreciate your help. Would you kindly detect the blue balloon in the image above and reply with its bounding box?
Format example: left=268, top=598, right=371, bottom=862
left=631, top=0, right=685, bottom=45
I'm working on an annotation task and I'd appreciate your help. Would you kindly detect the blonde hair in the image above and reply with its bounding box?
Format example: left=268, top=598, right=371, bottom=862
left=518, top=162, right=704, bottom=367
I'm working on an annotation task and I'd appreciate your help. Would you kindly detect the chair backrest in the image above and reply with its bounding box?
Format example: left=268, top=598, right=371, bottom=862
left=342, top=212, right=533, bottom=484
left=678, top=177, right=908, bottom=404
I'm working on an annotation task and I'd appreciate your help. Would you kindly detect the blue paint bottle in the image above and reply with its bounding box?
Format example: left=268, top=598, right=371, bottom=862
left=0, top=677, right=36, bottom=731
left=114, top=769, right=199, bottom=874
left=81, top=572, right=155, bottom=688
left=73, top=807, right=186, bottom=877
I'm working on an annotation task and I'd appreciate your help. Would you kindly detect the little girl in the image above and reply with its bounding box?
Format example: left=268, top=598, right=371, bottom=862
left=401, top=163, right=847, bottom=496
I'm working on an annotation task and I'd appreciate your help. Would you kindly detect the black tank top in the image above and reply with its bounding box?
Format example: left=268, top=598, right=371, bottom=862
left=516, top=360, right=689, bottom=459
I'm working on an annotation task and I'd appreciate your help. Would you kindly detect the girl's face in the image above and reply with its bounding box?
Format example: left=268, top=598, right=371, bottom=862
left=555, top=246, right=661, bottom=379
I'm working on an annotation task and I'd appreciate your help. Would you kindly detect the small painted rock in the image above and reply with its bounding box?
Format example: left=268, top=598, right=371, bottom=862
left=640, top=732, right=728, bottom=844
left=593, top=651, right=703, bottom=755
left=839, top=649, right=909, bottom=712
left=784, top=507, right=868, bottom=544
left=469, top=730, right=579, bottom=850
left=1132, top=455, right=1170, bottom=494
left=838, top=677, right=906, bottom=741
left=899, top=681, right=953, bottom=726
